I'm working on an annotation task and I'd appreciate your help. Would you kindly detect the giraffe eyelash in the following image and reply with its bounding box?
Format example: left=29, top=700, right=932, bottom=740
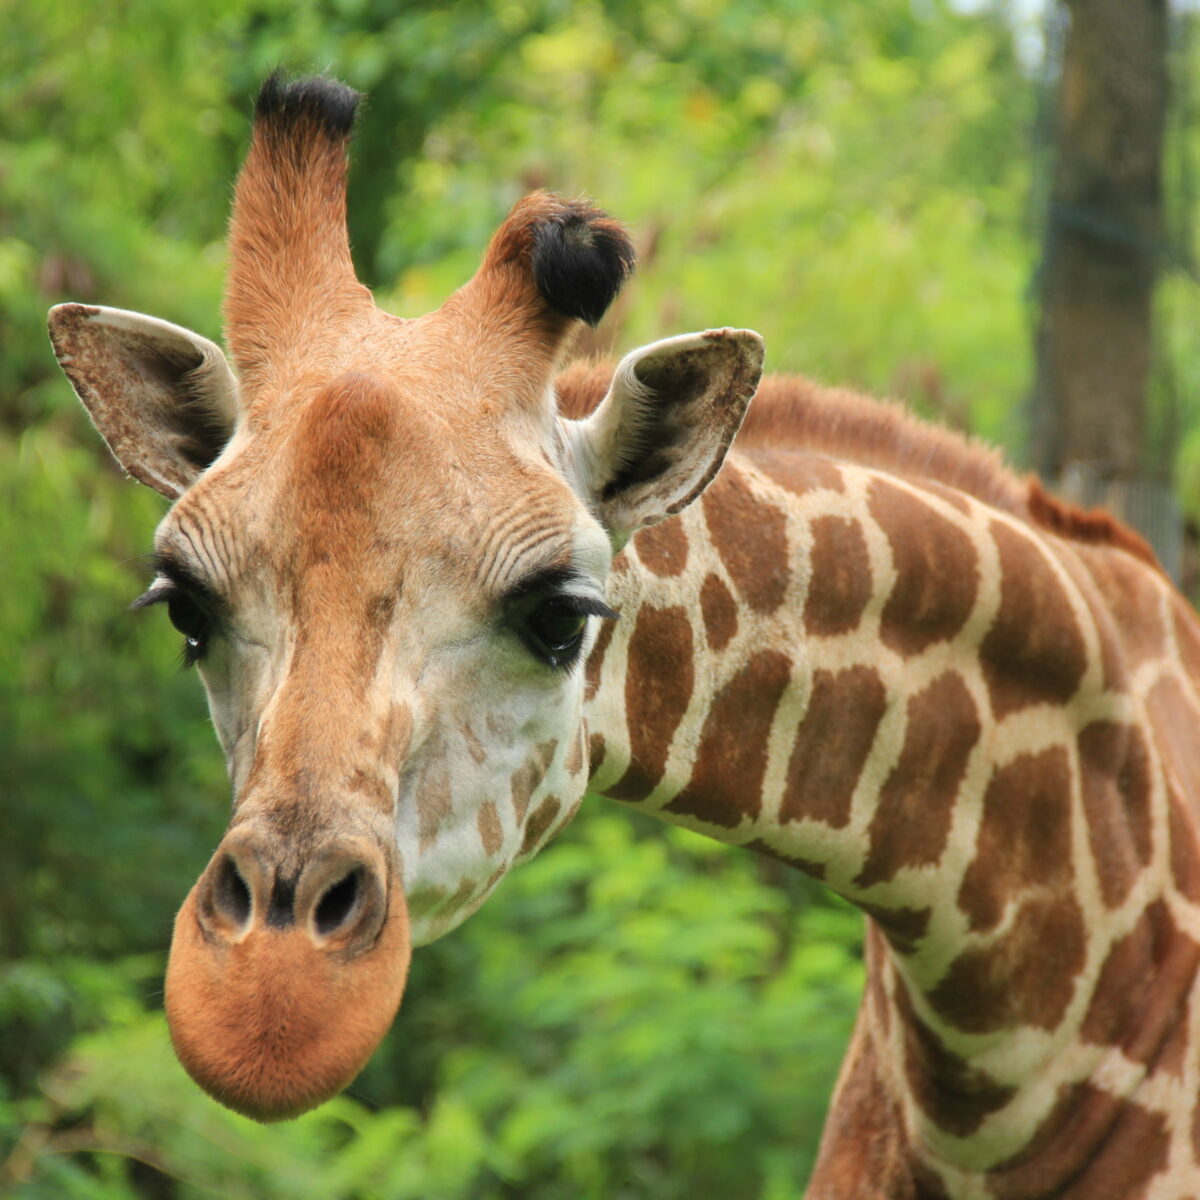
left=548, top=592, right=619, bottom=622
left=504, top=565, right=618, bottom=619
left=132, top=571, right=216, bottom=668
left=131, top=581, right=175, bottom=611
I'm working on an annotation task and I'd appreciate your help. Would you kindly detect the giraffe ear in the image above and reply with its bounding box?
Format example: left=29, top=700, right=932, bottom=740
left=47, top=303, right=239, bottom=500
left=568, top=329, right=763, bottom=541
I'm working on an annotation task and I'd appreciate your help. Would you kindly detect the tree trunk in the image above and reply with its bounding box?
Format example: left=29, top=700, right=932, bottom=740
left=1031, top=0, right=1168, bottom=488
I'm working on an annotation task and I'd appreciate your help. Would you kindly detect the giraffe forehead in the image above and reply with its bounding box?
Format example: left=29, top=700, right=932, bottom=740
left=170, top=374, right=587, bottom=597
left=287, top=377, right=603, bottom=592
left=282, top=376, right=465, bottom=550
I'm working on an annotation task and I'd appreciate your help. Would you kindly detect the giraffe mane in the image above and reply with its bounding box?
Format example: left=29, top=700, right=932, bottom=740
left=555, top=361, right=1161, bottom=570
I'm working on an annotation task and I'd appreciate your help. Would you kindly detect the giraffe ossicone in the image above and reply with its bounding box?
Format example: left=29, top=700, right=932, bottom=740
left=48, top=73, right=1200, bottom=1198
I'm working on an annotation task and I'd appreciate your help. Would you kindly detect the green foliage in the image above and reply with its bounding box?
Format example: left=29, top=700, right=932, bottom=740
left=6, top=816, right=860, bottom=1198
left=5, top=1, right=1193, bottom=1196
left=0, top=429, right=226, bottom=965
left=364, top=0, right=1035, bottom=440
left=1, top=0, right=1035, bottom=426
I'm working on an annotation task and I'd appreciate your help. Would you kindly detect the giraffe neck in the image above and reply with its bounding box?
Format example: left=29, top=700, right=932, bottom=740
left=584, top=446, right=1200, bottom=1195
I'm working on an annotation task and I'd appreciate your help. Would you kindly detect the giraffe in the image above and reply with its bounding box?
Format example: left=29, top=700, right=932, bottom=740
left=46, top=74, right=1200, bottom=1197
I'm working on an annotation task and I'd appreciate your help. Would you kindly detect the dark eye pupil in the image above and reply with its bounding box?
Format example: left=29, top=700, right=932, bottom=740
left=166, top=592, right=209, bottom=644
left=529, top=601, right=586, bottom=653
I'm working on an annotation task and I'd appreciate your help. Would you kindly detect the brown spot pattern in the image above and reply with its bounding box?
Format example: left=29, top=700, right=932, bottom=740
left=1069, top=563, right=1130, bottom=697
left=588, top=732, right=606, bottom=775
left=417, top=762, right=453, bottom=849
left=699, top=573, right=739, bottom=652
left=345, top=768, right=395, bottom=814
left=461, top=723, right=488, bottom=765
left=384, top=702, right=414, bottom=763
left=743, top=837, right=825, bottom=879
left=584, top=616, right=617, bottom=702
left=855, top=672, right=980, bottom=888
left=858, top=901, right=931, bottom=956
left=986, top=1082, right=1127, bottom=1198
left=535, top=738, right=558, bottom=770
left=1147, top=675, right=1200, bottom=803
left=1081, top=901, right=1200, bottom=1069
left=744, top=447, right=845, bottom=495
left=366, top=589, right=396, bottom=633
left=486, top=712, right=516, bottom=739
left=894, top=976, right=1016, bottom=1137
left=1155, top=1000, right=1191, bottom=1079
left=632, top=516, right=688, bottom=576
left=957, top=746, right=1073, bottom=932
left=1078, top=721, right=1154, bottom=909
left=665, top=651, right=792, bottom=828
left=919, top=480, right=972, bottom=515
left=440, top=878, right=477, bottom=920
left=929, top=896, right=1086, bottom=1033
left=509, top=738, right=557, bottom=823
left=564, top=725, right=585, bottom=776
left=1170, top=790, right=1200, bottom=903
left=477, top=800, right=503, bottom=856
left=406, top=885, right=448, bottom=921
left=1081, top=919, right=1155, bottom=1056
left=908, top=1157, right=953, bottom=1199
left=781, top=666, right=888, bottom=829
left=1060, top=1099, right=1169, bottom=1199
left=510, top=760, right=538, bottom=824
left=1176, top=602, right=1200, bottom=683
left=980, top=520, right=1087, bottom=720
left=1094, top=556, right=1156, bottom=662
left=869, top=478, right=979, bottom=656
left=1077, top=548, right=1166, bottom=679
left=520, top=795, right=562, bottom=856
left=804, top=515, right=873, bottom=637
left=701, top=463, right=790, bottom=613
left=606, top=605, right=695, bottom=802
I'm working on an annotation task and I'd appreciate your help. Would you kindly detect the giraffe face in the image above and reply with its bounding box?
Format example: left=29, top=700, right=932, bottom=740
left=47, top=75, right=763, bottom=1122
left=49, top=309, right=762, bottom=1125
left=155, top=367, right=615, bottom=952
left=132, top=324, right=757, bottom=1122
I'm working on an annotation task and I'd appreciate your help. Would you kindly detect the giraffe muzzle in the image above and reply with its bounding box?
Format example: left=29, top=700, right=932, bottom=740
left=164, top=826, right=410, bottom=1121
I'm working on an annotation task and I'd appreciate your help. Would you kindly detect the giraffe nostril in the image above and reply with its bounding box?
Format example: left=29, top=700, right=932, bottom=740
left=314, top=870, right=360, bottom=935
left=213, top=855, right=252, bottom=927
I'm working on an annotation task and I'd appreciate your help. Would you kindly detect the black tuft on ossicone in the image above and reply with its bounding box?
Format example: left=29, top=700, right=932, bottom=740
left=254, top=71, right=361, bottom=139
left=531, top=205, right=636, bottom=327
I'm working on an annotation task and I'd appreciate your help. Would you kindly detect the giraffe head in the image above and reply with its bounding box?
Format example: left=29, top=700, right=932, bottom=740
left=47, top=76, right=763, bottom=1120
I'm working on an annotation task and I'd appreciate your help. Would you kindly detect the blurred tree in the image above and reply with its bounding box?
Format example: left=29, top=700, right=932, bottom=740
left=1030, top=0, right=1169, bottom=531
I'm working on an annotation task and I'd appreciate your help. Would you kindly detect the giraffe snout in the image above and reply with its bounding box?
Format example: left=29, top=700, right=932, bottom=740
left=194, top=829, right=390, bottom=953
left=164, top=825, right=411, bottom=1121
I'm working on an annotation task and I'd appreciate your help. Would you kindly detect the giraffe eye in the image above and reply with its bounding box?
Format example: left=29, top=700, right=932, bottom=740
left=504, top=572, right=618, bottom=672
left=135, top=582, right=213, bottom=667
left=521, top=597, right=588, bottom=669
left=166, top=589, right=212, bottom=666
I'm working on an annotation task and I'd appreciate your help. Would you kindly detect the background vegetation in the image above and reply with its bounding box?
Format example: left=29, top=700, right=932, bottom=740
left=2, top=1, right=1197, bottom=1196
